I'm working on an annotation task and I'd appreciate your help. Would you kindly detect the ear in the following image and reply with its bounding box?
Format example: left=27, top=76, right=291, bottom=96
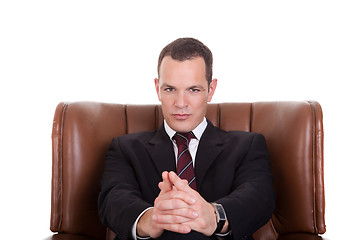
left=154, top=78, right=161, bottom=101
left=207, top=78, right=217, bottom=102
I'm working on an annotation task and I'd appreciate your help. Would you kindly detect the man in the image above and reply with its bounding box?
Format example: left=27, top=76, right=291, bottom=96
left=98, top=38, right=275, bottom=240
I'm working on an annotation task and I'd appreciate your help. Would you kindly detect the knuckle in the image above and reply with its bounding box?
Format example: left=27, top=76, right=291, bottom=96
left=186, top=208, right=195, bottom=217
left=174, top=199, right=184, bottom=208
left=198, top=219, right=207, bottom=229
left=169, top=225, right=179, bottom=232
left=181, top=179, right=188, bottom=185
left=169, top=191, right=178, bottom=198
left=171, top=215, right=181, bottom=223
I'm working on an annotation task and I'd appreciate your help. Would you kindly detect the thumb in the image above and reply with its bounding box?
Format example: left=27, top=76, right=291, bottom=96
left=158, top=171, right=173, bottom=193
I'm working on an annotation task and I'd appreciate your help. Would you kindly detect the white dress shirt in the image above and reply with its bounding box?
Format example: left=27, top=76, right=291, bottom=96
left=164, top=117, right=207, bottom=166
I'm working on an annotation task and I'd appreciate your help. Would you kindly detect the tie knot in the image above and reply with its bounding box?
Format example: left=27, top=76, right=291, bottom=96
left=173, top=132, right=195, bottom=147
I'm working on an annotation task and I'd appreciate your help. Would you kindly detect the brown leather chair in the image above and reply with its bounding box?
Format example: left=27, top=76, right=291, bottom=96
left=50, top=101, right=326, bottom=240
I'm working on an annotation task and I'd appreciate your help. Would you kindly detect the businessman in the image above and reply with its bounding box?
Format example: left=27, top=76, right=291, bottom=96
left=98, top=37, right=275, bottom=240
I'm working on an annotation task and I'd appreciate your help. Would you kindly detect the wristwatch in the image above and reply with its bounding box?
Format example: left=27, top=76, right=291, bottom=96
left=212, top=203, right=227, bottom=233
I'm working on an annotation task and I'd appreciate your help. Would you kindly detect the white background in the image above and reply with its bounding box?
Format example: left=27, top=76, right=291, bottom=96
left=1, top=1, right=359, bottom=239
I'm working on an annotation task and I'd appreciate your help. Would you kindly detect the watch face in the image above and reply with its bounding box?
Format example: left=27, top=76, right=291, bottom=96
left=215, top=203, right=227, bottom=220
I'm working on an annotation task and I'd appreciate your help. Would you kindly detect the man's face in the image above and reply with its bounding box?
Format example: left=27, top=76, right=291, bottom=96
left=155, top=56, right=217, bottom=132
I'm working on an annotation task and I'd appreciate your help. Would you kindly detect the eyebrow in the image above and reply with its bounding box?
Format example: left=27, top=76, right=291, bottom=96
left=160, top=83, right=175, bottom=89
left=161, top=84, right=206, bottom=90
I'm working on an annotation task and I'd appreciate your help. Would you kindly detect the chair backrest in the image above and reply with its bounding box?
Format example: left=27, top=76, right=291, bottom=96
left=50, top=101, right=325, bottom=240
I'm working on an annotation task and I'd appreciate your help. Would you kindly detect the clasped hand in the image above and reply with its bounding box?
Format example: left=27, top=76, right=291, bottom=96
left=136, top=171, right=217, bottom=238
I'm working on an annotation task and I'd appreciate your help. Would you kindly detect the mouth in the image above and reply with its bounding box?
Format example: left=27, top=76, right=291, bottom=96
left=172, top=113, right=191, bottom=120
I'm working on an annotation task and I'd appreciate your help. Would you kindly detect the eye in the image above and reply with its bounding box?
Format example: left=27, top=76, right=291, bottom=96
left=164, top=87, right=174, bottom=92
left=189, top=88, right=200, bottom=93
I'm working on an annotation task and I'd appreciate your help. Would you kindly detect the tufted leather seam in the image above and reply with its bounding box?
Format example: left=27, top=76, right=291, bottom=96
left=270, top=218, right=280, bottom=240
left=124, top=105, right=128, bottom=134
left=217, top=103, right=221, bottom=129
left=155, top=105, right=159, bottom=129
left=249, top=102, right=254, bottom=132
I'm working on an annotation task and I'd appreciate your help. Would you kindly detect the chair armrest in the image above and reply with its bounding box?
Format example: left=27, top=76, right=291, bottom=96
left=279, top=233, right=324, bottom=240
left=45, top=233, right=98, bottom=240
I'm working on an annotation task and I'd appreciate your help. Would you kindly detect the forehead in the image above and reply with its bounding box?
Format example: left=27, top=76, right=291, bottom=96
left=158, top=56, right=207, bottom=85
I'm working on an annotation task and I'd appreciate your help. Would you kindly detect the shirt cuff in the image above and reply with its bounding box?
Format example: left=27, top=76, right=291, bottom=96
left=131, top=207, right=153, bottom=239
left=215, top=230, right=231, bottom=237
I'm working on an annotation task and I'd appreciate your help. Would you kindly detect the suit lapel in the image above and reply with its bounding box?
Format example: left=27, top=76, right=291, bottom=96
left=147, top=124, right=176, bottom=178
left=146, top=121, right=224, bottom=191
left=195, top=120, right=224, bottom=191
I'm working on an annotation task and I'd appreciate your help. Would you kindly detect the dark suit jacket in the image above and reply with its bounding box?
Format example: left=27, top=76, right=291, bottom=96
left=98, top=120, right=275, bottom=240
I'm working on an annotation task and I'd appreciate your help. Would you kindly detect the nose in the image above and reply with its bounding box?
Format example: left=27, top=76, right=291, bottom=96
left=175, top=91, right=187, bottom=108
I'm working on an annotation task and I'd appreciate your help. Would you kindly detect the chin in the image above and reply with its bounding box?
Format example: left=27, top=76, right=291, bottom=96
left=169, top=121, right=194, bottom=133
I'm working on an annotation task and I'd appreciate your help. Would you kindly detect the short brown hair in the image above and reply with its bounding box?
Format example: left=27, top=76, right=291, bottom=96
left=157, top=38, right=213, bottom=85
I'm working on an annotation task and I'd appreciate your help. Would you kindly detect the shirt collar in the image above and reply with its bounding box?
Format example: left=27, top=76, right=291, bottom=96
left=164, top=117, right=208, bottom=140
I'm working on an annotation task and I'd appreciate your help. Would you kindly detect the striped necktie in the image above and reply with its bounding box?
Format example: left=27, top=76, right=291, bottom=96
left=173, top=132, right=197, bottom=190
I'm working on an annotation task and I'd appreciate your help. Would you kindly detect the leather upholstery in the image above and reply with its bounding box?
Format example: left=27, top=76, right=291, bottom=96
left=50, top=101, right=325, bottom=240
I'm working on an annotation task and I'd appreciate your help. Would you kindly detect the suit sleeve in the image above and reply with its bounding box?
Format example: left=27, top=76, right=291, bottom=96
left=217, top=133, right=275, bottom=237
left=98, top=138, right=152, bottom=239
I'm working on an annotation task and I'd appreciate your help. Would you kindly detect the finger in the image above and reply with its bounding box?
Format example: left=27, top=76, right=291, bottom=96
left=162, top=171, right=170, bottom=184
left=154, top=222, right=192, bottom=234
left=155, top=195, right=189, bottom=210
left=168, top=171, right=194, bottom=193
left=156, top=189, right=196, bottom=207
left=156, top=208, right=199, bottom=220
left=153, top=211, right=195, bottom=224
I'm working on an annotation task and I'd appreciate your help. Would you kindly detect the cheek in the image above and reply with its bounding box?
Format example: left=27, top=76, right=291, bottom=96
left=192, top=97, right=208, bottom=111
left=160, top=97, right=172, bottom=112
